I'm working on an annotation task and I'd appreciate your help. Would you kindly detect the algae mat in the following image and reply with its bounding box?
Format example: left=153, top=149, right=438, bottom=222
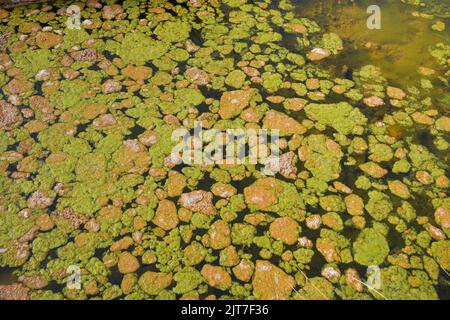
left=0, top=0, right=449, bottom=300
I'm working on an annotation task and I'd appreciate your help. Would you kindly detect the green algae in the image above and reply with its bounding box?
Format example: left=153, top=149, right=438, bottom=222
left=116, top=32, right=169, bottom=65
left=353, top=228, right=389, bottom=266
left=305, top=102, right=367, bottom=135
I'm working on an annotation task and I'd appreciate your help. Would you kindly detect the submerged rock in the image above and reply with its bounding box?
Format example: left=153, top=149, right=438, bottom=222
left=0, top=283, right=29, bottom=300
left=0, top=100, right=22, bottom=130
left=252, top=260, right=295, bottom=300
left=179, top=191, right=216, bottom=216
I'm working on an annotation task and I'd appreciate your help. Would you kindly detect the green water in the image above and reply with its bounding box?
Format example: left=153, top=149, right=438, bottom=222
left=296, top=0, right=449, bottom=89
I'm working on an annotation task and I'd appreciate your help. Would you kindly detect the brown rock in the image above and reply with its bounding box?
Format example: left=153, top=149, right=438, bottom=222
left=153, top=199, right=179, bottom=231
left=0, top=283, right=29, bottom=300
left=219, top=245, right=240, bottom=267
left=244, top=178, right=281, bottom=211
left=219, top=89, right=254, bottom=120
left=138, top=271, right=172, bottom=295
left=186, top=67, right=210, bottom=85
left=359, top=162, right=387, bottom=178
left=211, top=183, right=237, bottom=198
left=111, top=237, right=134, bottom=251
left=426, top=224, right=446, bottom=241
left=388, top=180, right=410, bottom=199
left=278, top=151, right=298, bottom=179
left=269, top=217, right=299, bottom=245
left=123, top=65, right=152, bottom=81
left=416, top=171, right=434, bottom=185
left=121, top=274, right=137, bottom=295
left=252, top=260, right=295, bottom=300
left=209, top=220, right=231, bottom=250
left=201, top=264, right=232, bottom=290
left=103, top=4, right=124, bottom=19
left=241, top=66, right=260, bottom=77
left=94, top=114, right=117, bottom=127
left=307, top=48, right=331, bottom=61
left=36, top=214, right=54, bottom=231
left=283, top=98, right=307, bottom=111
left=5, top=78, right=32, bottom=95
left=102, top=79, right=122, bottom=94
left=52, top=208, right=88, bottom=228
left=289, top=23, right=307, bottom=33
left=435, top=207, right=450, bottom=229
left=436, top=176, right=449, bottom=189
left=35, top=32, right=62, bottom=49
left=306, top=214, right=322, bottom=230
left=0, top=100, right=22, bottom=130
left=27, top=190, right=54, bottom=209
left=118, top=252, right=140, bottom=274
left=29, top=96, right=53, bottom=113
left=411, top=112, right=434, bottom=125
left=263, top=110, right=306, bottom=135
left=18, top=275, right=48, bottom=289
left=244, top=185, right=277, bottom=211
left=316, top=239, right=339, bottom=262
left=321, top=266, right=341, bottom=282
left=363, top=96, right=385, bottom=107
left=333, top=182, right=353, bottom=194
left=71, top=48, right=97, bottom=62
left=179, top=190, right=216, bottom=215
left=166, top=171, right=186, bottom=197
left=232, top=259, right=254, bottom=282
left=387, top=86, right=406, bottom=100
left=345, top=268, right=363, bottom=292
left=345, top=194, right=364, bottom=216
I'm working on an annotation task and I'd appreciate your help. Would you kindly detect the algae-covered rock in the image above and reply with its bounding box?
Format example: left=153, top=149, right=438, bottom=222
left=153, top=200, right=179, bottom=231
left=219, top=89, right=254, bottom=120
left=118, top=252, right=140, bottom=274
left=263, top=110, right=306, bottom=135
left=305, top=102, right=367, bottom=135
left=269, top=217, right=300, bottom=245
left=179, top=191, right=216, bottom=215
left=138, top=271, right=173, bottom=295
left=379, top=266, right=438, bottom=300
left=353, top=228, right=389, bottom=266
left=201, top=264, right=231, bottom=290
left=366, top=191, right=393, bottom=221
left=117, top=32, right=168, bottom=65
left=430, top=240, right=450, bottom=269
left=297, top=277, right=335, bottom=300
left=252, top=260, right=295, bottom=300
left=154, top=20, right=192, bottom=43
left=299, top=134, right=343, bottom=182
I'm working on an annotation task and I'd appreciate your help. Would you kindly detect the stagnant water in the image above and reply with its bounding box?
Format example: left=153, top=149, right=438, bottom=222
left=0, top=0, right=449, bottom=300
left=307, top=1, right=449, bottom=92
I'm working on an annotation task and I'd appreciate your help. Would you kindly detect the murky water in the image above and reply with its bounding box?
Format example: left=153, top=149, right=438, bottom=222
left=296, top=0, right=449, bottom=87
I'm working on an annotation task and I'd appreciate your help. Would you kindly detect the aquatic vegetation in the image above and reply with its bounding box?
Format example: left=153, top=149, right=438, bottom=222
left=0, top=0, right=448, bottom=301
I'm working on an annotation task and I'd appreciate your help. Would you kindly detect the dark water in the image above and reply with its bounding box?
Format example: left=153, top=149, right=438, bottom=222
left=295, top=0, right=450, bottom=87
